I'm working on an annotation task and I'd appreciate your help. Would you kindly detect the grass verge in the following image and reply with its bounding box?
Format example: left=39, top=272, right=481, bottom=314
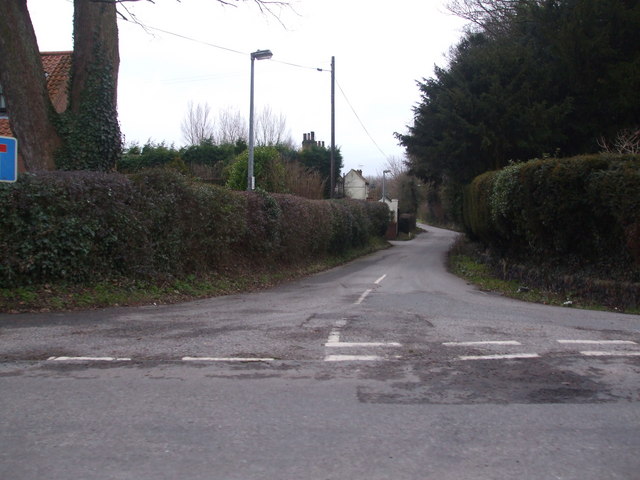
left=0, top=238, right=390, bottom=314
left=448, top=236, right=639, bottom=314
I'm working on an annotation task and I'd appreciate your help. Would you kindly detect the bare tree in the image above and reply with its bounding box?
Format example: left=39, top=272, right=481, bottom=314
left=255, top=105, right=292, bottom=147
left=384, top=155, right=409, bottom=178
left=598, top=128, right=640, bottom=155
left=216, top=106, right=248, bottom=144
left=446, top=0, right=537, bottom=35
left=181, top=101, right=215, bottom=145
left=283, top=161, right=325, bottom=199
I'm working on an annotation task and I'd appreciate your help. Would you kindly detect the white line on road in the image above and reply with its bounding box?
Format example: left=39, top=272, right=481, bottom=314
left=324, top=355, right=385, bottom=362
left=443, top=341, right=522, bottom=346
left=47, top=356, right=131, bottom=362
left=327, top=330, right=341, bottom=343
left=374, top=274, right=387, bottom=285
left=354, top=289, right=373, bottom=305
left=181, top=357, right=275, bottom=362
left=580, top=351, right=640, bottom=357
left=325, top=342, right=402, bottom=347
left=558, top=340, right=638, bottom=345
left=458, top=353, right=540, bottom=361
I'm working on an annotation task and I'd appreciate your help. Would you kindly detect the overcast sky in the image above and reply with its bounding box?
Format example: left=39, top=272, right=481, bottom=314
left=28, top=0, right=466, bottom=176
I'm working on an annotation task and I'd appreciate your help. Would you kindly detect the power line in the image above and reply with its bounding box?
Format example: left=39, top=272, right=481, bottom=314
left=125, top=20, right=328, bottom=73
left=336, top=80, right=390, bottom=162
left=123, top=18, right=389, bottom=162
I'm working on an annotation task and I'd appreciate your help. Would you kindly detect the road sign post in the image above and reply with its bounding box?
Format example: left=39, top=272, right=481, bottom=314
left=0, top=136, right=18, bottom=183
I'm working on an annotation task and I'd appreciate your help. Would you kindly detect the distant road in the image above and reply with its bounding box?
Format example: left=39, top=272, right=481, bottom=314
left=1, top=224, right=639, bottom=480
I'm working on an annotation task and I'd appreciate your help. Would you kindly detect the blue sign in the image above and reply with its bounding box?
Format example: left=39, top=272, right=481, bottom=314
left=0, top=136, right=17, bottom=183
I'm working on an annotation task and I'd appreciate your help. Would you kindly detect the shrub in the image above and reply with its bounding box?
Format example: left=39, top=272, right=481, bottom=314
left=0, top=171, right=146, bottom=285
left=0, top=171, right=389, bottom=287
left=462, top=153, right=640, bottom=270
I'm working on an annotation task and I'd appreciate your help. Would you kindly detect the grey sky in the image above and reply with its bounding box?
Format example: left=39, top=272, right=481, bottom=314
left=28, top=0, right=466, bottom=176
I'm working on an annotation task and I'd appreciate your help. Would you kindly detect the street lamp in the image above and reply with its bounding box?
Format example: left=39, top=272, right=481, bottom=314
left=247, top=49, right=273, bottom=191
left=382, top=169, right=391, bottom=200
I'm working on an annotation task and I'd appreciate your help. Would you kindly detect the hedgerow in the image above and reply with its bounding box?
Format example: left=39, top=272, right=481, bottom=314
left=0, top=170, right=391, bottom=288
left=463, top=154, right=640, bottom=274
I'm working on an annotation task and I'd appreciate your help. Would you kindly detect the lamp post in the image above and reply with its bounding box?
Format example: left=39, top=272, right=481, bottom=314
left=382, top=169, right=391, bottom=200
left=247, top=49, right=273, bottom=191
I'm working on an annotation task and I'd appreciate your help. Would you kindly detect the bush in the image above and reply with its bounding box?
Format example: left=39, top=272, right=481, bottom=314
left=0, top=171, right=389, bottom=287
left=0, top=171, right=146, bottom=285
left=462, top=153, right=640, bottom=273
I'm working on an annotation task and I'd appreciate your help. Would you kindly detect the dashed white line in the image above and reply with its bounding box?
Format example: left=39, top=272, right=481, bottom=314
left=558, top=340, right=637, bottom=345
left=181, top=357, right=275, bottom=362
left=580, top=351, right=640, bottom=357
left=325, top=342, right=402, bottom=347
left=324, top=355, right=385, bottom=362
left=443, top=341, right=522, bottom=346
left=47, top=356, right=131, bottom=362
left=374, top=274, right=387, bottom=285
left=458, top=353, right=540, bottom=361
left=354, top=289, right=373, bottom=305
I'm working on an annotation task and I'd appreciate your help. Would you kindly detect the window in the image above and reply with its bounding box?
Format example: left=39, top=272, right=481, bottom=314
left=0, top=83, right=6, bottom=114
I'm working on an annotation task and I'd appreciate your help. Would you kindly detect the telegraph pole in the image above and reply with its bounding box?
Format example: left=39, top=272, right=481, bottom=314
left=330, top=56, right=336, bottom=198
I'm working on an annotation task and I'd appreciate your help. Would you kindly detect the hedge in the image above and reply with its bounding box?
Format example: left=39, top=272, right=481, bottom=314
left=463, top=154, right=640, bottom=273
left=0, top=169, right=391, bottom=288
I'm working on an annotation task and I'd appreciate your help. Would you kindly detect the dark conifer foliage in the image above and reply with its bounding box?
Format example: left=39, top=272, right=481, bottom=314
left=398, top=0, right=640, bottom=187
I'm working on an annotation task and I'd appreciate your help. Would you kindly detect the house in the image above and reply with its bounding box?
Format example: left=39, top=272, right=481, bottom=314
left=0, top=51, right=73, bottom=172
left=343, top=169, right=370, bottom=200
left=301, top=131, right=325, bottom=150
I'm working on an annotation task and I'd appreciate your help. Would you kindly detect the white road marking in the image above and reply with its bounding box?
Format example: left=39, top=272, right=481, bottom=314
left=327, top=330, right=341, bottom=343
left=374, top=274, right=387, bottom=285
left=443, top=341, right=522, bottom=346
left=324, top=355, right=384, bottom=362
left=558, top=340, right=637, bottom=345
left=458, top=353, right=540, bottom=361
left=325, top=342, right=402, bottom=347
left=354, top=289, right=373, bottom=305
left=181, top=357, right=274, bottom=362
left=580, top=351, right=640, bottom=357
left=47, top=356, right=131, bottom=362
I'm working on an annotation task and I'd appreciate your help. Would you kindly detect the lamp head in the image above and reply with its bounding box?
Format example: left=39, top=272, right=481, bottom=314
left=251, top=49, right=273, bottom=60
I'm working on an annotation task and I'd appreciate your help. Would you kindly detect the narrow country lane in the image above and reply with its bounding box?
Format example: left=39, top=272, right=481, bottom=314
left=1, top=225, right=639, bottom=480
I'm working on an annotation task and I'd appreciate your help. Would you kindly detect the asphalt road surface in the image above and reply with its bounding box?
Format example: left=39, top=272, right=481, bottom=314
left=1, top=225, right=639, bottom=480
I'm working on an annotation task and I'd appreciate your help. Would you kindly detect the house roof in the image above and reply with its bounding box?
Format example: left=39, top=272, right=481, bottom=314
left=0, top=119, right=11, bottom=137
left=0, top=51, right=72, bottom=138
left=346, top=168, right=369, bottom=185
left=41, top=51, right=72, bottom=112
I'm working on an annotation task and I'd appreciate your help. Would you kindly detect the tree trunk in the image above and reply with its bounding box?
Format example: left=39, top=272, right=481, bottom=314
left=0, top=0, right=60, bottom=171
left=71, top=0, right=120, bottom=113
left=58, top=0, right=121, bottom=171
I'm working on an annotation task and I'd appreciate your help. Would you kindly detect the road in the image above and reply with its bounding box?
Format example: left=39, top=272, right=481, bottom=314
left=1, top=225, right=639, bottom=480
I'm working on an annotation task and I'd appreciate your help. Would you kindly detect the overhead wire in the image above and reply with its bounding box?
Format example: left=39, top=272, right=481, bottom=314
left=122, top=17, right=389, bottom=161
left=336, top=80, right=390, bottom=162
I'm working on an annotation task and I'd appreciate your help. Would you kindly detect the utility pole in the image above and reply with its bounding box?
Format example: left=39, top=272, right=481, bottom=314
left=330, top=56, right=336, bottom=198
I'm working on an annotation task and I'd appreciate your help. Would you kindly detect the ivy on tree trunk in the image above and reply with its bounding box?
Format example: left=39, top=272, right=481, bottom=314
left=0, top=0, right=61, bottom=171
left=0, top=0, right=122, bottom=172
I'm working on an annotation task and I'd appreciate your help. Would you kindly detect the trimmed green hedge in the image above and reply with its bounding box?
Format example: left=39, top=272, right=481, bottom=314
left=463, top=154, right=640, bottom=272
left=0, top=170, right=390, bottom=287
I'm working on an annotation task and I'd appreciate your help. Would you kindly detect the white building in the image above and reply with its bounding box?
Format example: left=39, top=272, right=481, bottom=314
left=343, top=169, right=369, bottom=200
